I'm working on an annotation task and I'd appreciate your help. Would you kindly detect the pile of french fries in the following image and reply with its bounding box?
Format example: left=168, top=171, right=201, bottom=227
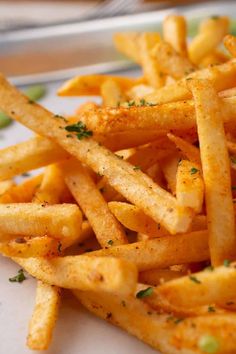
left=2, top=14, right=236, bottom=354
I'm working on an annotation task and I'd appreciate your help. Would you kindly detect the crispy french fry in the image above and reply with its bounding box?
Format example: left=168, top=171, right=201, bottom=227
left=163, top=15, right=187, bottom=56
left=199, top=49, right=229, bottom=68
left=0, top=203, right=82, bottom=248
left=138, top=33, right=164, bottom=88
left=101, top=79, right=126, bottom=107
left=0, top=236, right=60, bottom=258
left=113, top=32, right=141, bottom=63
left=219, top=86, right=236, bottom=98
left=151, top=263, right=236, bottom=310
left=27, top=282, right=61, bottom=350
left=189, top=17, right=229, bottom=64
left=224, top=34, right=236, bottom=57
left=126, top=84, right=155, bottom=100
left=144, top=59, right=236, bottom=104
left=58, top=74, right=141, bottom=96
left=108, top=201, right=169, bottom=238
left=176, top=160, right=204, bottom=213
left=151, top=41, right=195, bottom=79
left=0, top=136, right=68, bottom=181
left=189, top=79, right=236, bottom=265
left=0, top=75, right=193, bottom=234
left=62, top=159, right=127, bottom=247
left=167, top=133, right=201, bottom=166
left=14, top=255, right=137, bottom=295
left=139, top=268, right=185, bottom=286
left=88, top=230, right=209, bottom=271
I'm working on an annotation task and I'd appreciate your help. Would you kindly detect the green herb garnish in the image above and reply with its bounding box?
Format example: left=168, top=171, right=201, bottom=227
left=65, top=121, right=93, bottom=140
left=0, top=111, right=12, bottom=129
left=208, top=306, right=215, bottom=313
left=189, top=275, right=201, bottom=284
left=190, top=167, right=199, bottom=175
left=136, top=287, right=153, bottom=299
left=107, top=240, right=114, bottom=246
left=198, top=335, right=220, bottom=353
left=25, top=85, right=47, bottom=102
left=9, top=269, right=26, bottom=283
left=223, top=259, right=231, bottom=267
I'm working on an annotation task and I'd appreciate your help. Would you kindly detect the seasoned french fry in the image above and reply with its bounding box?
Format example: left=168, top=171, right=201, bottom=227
left=101, top=79, right=126, bottom=107
left=224, top=34, right=236, bottom=57
left=0, top=236, right=60, bottom=258
left=138, top=33, right=164, bottom=88
left=152, top=263, right=236, bottom=310
left=113, top=32, right=141, bottom=63
left=88, top=230, right=209, bottom=271
left=126, top=84, right=155, bottom=100
left=176, top=160, right=204, bottom=213
left=139, top=268, right=185, bottom=286
left=0, top=136, right=68, bottom=181
left=108, top=201, right=169, bottom=238
left=189, top=16, right=229, bottom=64
left=161, top=153, right=181, bottom=195
left=163, top=15, right=187, bottom=56
left=27, top=282, right=61, bottom=350
left=62, top=159, right=127, bottom=247
left=167, top=133, right=201, bottom=166
left=151, top=41, right=195, bottom=79
left=189, top=79, right=236, bottom=265
left=0, top=203, right=82, bottom=248
left=145, top=59, right=236, bottom=104
left=14, top=255, right=138, bottom=295
left=199, top=49, right=229, bottom=68
left=219, top=86, right=236, bottom=98
left=0, top=76, right=193, bottom=234
left=58, top=74, right=141, bottom=96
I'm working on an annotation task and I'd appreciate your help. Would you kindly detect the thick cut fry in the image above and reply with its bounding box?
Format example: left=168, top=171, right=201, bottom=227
left=176, top=160, right=204, bottom=213
left=189, top=79, right=236, bottom=265
left=101, top=79, right=126, bottom=107
left=189, top=17, right=229, bottom=64
left=0, top=203, right=82, bottom=248
left=151, top=263, right=236, bottom=310
left=14, top=255, right=137, bottom=295
left=88, top=230, right=209, bottom=271
left=108, top=201, right=169, bottom=238
left=145, top=59, right=236, bottom=104
left=151, top=41, right=195, bottom=79
left=113, top=32, right=141, bottom=63
left=224, top=34, right=236, bottom=57
left=139, top=268, right=185, bottom=286
left=27, top=282, right=61, bottom=350
left=172, top=314, right=236, bottom=354
left=58, top=74, right=141, bottom=96
left=0, top=236, right=60, bottom=258
left=0, top=136, right=68, bottom=181
left=0, top=76, right=193, bottom=235
left=138, top=33, right=164, bottom=88
left=163, top=15, right=187, bottom=56
left=62, top=159, right=127, bottom=247
left=167, top=133, right=201, bottom=166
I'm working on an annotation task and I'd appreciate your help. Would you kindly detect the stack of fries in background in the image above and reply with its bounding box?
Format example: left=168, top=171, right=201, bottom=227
left=2, top=14, right=236, bottom=354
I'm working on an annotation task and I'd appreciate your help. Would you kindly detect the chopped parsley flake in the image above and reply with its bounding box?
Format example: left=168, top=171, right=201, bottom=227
left=136, top=287, right=153, bottom=299
left=198, top=335, right=220, bottom=353
left=65, top=121, right=93, bottom=140
left=107, top=240, right=114, bottom=246
left=9, top=269, right=26, bottom=283
left=54, top=114, right=68, bottom=123
left=190, top=167, right=199, bottom=175
left=189, top=275, right=201, bottom=284
left=208, top=306, right=215, bottom=313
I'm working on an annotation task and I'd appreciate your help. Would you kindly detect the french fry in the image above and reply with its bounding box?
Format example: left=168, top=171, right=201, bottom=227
left=27, top=282, right=61, bottom=350
left=113, top=32, right=141, bottom=63
left=139, top=268, right=185, bottom=286
left=151, top=41, right=195, bottom=79
left=189, top=79, right=236, bottom=265
left=199, top=49, right=229, bottom=68
left=0, top=236, right=60, bottom=258
left=163, top=15, right=187, bottom=56
left=88, top=230, right=209, bottom=271
left=0, top=75, right=193, bottom=234
left=0, top=203, right=82, bottom=248
left=167, top=133, right=201, bottom=166
left=144, top=59, right=236, bottom=104
left=126, top=84, right=155, bottom=100
left=0, top=179, right=15, bottom=194
left=101, top=79, right=126, bottom=107
left=58, top=74, right=142, bottom=96
left=151, top=263, right=236, bottom=312
left=224, top=34, right=236, bottom=57
left=14, top=255, right=138, bottom=295
left=108, top=201, right=169, bottom=238
left=219, top=86, right=236, bottom=98
left=62, top=159, right=127, bottom=247
left=138, top=33, right=164, bottom=88
left=0, top=135, right=68, bottom=181
left=176, top=160, right=204, bottom=213
left=189, top=16, right=229, bottom=64
left=161, top=153, right=181, bottom=195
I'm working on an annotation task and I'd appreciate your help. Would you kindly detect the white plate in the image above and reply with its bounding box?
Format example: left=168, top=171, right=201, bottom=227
left=0, top=79, right=159, bottom=354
